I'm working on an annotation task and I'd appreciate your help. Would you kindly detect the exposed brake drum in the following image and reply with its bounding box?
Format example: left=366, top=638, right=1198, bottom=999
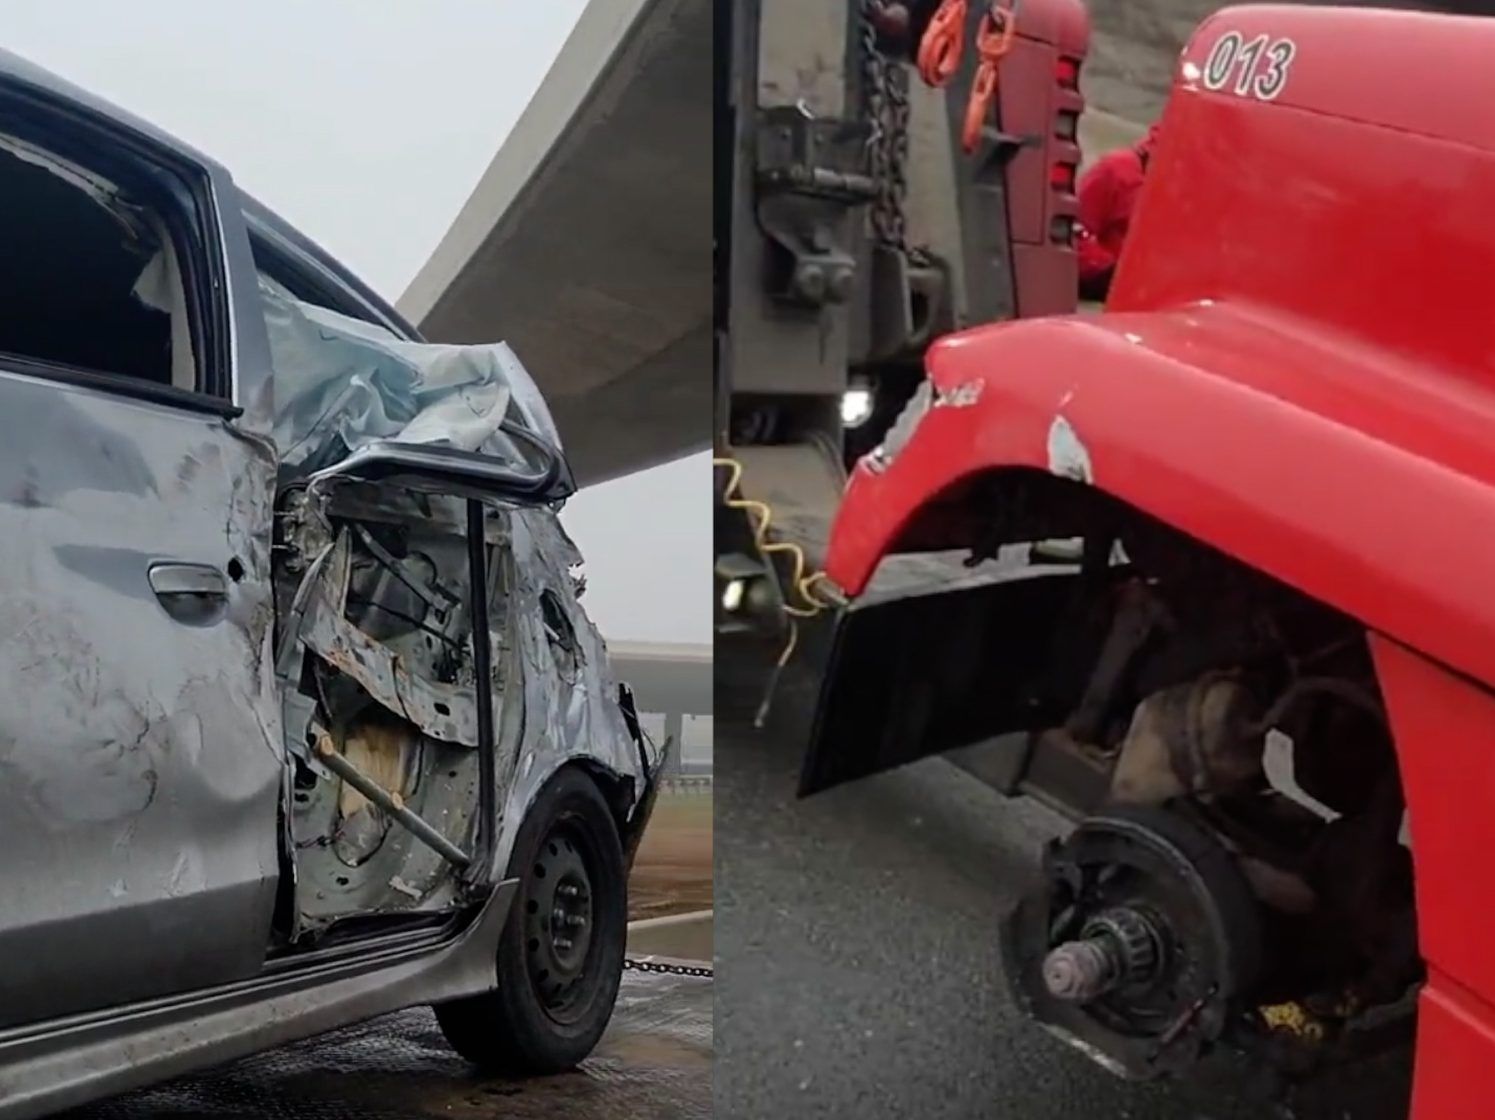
left=999, top=805, right=1263, bottom=1080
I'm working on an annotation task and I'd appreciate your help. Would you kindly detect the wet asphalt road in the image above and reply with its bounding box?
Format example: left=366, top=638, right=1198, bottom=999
left=61, top=972, right=710, bottom=1120
left=714, top=655, right=1414, bottom=1120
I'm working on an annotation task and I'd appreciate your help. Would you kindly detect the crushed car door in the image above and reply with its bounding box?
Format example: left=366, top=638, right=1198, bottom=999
left=249, top=264, right=618, bottom=937
left=0, top=84, right=282, bottom=1027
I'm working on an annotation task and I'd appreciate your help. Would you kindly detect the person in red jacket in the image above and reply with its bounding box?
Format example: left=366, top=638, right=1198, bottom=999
left=1076, top=124, right=1159, bottom=301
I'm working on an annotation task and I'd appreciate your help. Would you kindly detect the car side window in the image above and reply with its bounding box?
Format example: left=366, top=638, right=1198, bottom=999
left=0, top=129, right=211, bottom=399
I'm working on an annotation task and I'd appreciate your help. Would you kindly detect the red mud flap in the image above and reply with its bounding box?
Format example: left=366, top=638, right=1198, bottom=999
left=798, top=565, right=1084, bottom=797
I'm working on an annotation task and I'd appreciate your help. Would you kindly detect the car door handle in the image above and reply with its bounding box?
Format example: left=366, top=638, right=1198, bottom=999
left=148, top=562, right=228, bottom=599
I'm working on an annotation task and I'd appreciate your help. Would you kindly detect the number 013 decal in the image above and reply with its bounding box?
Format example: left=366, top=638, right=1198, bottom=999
left=1199, top=31, right=1296, bottom=101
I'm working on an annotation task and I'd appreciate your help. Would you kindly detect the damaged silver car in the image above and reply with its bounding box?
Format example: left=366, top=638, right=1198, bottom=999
left=0, top=49, right=664, bottom=1118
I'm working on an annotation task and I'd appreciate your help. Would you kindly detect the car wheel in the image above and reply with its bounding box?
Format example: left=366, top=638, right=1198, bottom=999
left=436, top=767, right=627, bottom=1074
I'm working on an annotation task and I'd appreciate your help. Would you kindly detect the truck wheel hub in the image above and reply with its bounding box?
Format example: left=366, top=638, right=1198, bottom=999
left=1000, top=806, right=1263, bottom=1079
left=1042, top=906, right=1164, bottom=1003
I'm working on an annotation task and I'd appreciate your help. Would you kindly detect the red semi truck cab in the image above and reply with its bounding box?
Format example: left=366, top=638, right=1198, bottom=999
left=803, top=5, right=1495, bottom=1113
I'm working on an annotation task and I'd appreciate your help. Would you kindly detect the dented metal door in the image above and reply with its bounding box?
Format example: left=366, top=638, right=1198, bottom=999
left=0, top=375, right=283, bottom=1028
left=0, top=74, right=285, bottom=1025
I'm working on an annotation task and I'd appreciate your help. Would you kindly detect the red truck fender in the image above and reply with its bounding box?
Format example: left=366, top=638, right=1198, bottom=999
left=826, top=303, right=1495, bottom=693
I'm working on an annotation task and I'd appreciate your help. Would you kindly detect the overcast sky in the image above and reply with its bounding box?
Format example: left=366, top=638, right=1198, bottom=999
left=2, top=0, right=708, bottom=646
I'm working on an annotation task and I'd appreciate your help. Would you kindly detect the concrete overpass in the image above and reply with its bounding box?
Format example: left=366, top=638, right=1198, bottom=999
left=611, top=640, right=712, bottom=718
left=609, top=641, right=712, bottom=773
left=399, top=0, right=711, bottom=487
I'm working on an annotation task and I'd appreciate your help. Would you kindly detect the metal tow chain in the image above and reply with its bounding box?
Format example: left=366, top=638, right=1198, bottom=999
left=624, top=957, right=714, bottom=979
left=886, top=41, right=912, bottom=251
left=859, top=0, right=910, bottom=252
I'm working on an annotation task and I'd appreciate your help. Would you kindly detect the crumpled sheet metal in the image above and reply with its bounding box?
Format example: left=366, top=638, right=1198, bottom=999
left=265, top=277, right=653, bottom=887
left=489, top=505, right=658, bottom=865
left=290, top=504, right=654, bottom=818
left=261, top=280, right=563, bottom=475
left=297, top=528, right=483, bottom=748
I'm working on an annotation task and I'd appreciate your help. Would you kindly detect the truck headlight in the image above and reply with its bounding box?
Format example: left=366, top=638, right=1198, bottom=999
left=721, top=577, right=748, bottom=612
left=842, top=381, right=874, bottom=428
left=715, top=552, right=786, bottom=635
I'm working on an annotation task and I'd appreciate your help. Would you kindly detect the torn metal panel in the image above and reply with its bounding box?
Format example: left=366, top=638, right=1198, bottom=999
left=288, top=704, right=484, bottom=929
left=275, top=484, right=653, bottom=939
left=279, top=485, right=659, bottom=921
left=312, top=722, right=471, bottom=869
left=487, top=506, right=661, bottom=868
left=299, top=559, right=483, bottom=748
left=278, top=508, right=491, bottom=932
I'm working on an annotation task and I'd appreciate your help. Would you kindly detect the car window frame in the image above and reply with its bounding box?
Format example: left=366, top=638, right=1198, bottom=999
left=248, top=225, right=417, bottom=341
left=0, top=85, right=237, bottom=418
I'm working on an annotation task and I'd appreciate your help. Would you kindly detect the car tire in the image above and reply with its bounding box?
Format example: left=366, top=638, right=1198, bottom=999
left=435, top=767, right=627, bottom=1074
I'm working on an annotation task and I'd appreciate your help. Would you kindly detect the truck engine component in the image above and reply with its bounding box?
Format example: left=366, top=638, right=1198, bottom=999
left=1108, top=674, right=1265, bottom=806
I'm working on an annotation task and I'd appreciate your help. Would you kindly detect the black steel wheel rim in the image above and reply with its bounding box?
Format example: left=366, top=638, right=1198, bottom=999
left=523, top=817, right=599, bottom=1023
